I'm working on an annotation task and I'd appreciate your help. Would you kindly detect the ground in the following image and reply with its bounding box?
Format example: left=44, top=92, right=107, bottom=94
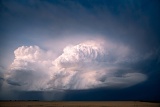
left=0, top=101, right=159, bottom=107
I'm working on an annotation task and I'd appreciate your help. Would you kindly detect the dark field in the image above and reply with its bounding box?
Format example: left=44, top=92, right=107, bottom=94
left=0, top=101, right=159, bottom=107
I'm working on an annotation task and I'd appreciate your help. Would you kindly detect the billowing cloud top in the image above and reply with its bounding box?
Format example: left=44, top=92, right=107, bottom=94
left=54, top=41, right=105, bottom=68
left=11, top=46, right=53, bottom=70
left=6, top=40, right=147, bottom=91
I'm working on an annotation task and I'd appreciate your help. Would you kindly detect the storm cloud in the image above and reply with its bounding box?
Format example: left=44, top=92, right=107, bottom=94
left=0, top=0, right=159, bottom=101
left=5, top=40, right=147, bottom=91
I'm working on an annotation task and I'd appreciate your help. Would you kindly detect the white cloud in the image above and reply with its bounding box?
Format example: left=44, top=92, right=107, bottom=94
left=7, top=46, right=53, bottom=91
left=53, top=40, right=105, bottom=69
left=6, top=40, right=147, bottom=91
left=10, top=46, right=54, bottom=70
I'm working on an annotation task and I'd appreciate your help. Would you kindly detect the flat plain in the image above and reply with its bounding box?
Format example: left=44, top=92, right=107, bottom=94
left=0, top=101, right=159, bottom=107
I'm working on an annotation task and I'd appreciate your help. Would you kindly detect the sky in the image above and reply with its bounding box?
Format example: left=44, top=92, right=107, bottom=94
left=0, top=0, right=160, bottom=101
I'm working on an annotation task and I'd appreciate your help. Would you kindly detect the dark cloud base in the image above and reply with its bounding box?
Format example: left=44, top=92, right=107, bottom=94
left=0, top=77, right=159, bottom=101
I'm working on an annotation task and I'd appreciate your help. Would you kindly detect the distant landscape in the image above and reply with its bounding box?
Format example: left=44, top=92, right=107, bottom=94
left=0, top=101, right=160, bottom=107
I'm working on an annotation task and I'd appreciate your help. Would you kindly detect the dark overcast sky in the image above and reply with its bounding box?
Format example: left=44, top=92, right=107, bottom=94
left=0, top=0, right=160, bottom=101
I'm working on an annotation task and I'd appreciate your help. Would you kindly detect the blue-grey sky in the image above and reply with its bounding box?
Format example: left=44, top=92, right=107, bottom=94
left=0, top=0, right=160, bottom=101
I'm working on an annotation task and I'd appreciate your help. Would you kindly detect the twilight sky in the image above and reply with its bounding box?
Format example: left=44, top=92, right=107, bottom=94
left=0, top=0, right=160, bottom=101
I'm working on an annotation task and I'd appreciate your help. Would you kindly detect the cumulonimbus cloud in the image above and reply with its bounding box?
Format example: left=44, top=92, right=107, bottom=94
left=6, top=40, right=147, bottom=91
left=53, top=41, right=105, bottom=69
